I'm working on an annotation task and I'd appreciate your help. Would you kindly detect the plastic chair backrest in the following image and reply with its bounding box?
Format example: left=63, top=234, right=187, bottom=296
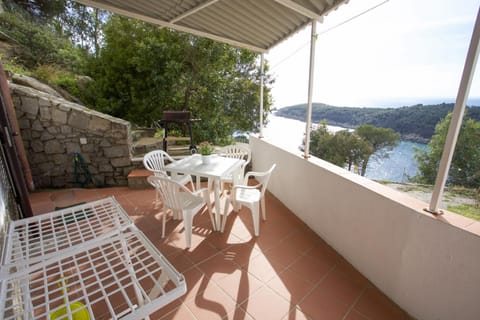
left=245, top=164, right=276, bottom=197
left=143, top=150, right=175, bottom=175
left=147, top=175, right=196, bottom=211
left=220, top=144, right=251, bottom=169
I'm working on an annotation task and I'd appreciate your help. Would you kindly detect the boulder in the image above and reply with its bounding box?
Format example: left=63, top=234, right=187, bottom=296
left=11, top=73, right=63, bottom=98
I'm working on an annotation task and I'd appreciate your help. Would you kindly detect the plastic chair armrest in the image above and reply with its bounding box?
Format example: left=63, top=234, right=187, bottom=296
left=232, top=184, right=260, bottom=192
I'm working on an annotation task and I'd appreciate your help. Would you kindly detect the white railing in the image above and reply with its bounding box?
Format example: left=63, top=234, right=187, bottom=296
left=250, top=135, right=480, bottom=320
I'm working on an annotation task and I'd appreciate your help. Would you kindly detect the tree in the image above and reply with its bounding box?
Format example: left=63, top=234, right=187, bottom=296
left=52, top=1, right=108, bottom=56
left=0, top=6, right=85, bottom=70
left=309, top=121, right=338, bottom=164
left=309, top=122, right=399, bottom=176
left=84, top=16, right=272, bottom=144
left=414, top=113, right=480, bottom=188
left=355, top=125, right=400, bottom=176
left=4, top=0, right=66, bottom=20
left=309, top=122, right=372, bottom=172
left=335, top=130, right=372, bottom=172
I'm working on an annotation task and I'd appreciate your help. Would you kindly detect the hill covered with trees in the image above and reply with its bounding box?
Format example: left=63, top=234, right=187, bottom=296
left=276, top=103, right=480, bottom=142
left=0, top=0, right=273, bottom=145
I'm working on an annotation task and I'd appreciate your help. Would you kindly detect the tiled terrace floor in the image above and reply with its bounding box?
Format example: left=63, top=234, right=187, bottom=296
left=29, top=186, right=411, bottom=320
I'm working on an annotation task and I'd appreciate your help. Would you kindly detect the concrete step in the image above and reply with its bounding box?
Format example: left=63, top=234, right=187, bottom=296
left=127, top=169, right=153, bottom=189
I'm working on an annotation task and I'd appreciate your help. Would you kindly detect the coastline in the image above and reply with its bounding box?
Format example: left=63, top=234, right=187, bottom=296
left=264, top=115, right=427, bottom=183
left=274, top=113, right=431, bottom=144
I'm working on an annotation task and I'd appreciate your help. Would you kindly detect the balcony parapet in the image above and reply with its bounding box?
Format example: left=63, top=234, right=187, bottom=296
left=250, top=135, right=480, bottom=320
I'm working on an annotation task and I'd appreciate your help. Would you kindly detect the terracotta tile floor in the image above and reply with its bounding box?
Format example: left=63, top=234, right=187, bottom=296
left=29, top=186, right=412, bottom=320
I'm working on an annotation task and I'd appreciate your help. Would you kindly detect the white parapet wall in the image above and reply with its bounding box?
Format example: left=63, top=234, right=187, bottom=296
left=250, top=135, right=480, bottom=320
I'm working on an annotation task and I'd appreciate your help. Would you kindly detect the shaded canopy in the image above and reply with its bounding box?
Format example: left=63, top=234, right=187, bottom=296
left=76, top=0, right=348, bottom=52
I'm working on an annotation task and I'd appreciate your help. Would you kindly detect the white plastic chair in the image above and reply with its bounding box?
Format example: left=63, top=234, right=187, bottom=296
left=147, top=175, right=213, bottom=248
left=143, top=150, right=195, bottom=205
left=223, top=164, right=276, bottom=236
left=216, top=144, right=251, bottom=190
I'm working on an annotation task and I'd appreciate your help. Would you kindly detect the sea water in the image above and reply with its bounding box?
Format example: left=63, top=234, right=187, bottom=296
left=262, top=115, right=428, bottom=182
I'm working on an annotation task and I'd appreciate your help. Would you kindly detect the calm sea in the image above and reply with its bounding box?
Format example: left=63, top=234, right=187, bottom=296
left=263, top=115, right=427, bottom=182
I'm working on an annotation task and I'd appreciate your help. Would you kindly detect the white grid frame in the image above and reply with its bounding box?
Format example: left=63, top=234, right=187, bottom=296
left=0, top=197, right=186, bottom=320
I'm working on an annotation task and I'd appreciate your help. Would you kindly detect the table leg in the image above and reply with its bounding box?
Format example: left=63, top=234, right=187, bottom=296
left=196, top=175, right=201, bottom=191
left=213, top=179, right=221, bottom=231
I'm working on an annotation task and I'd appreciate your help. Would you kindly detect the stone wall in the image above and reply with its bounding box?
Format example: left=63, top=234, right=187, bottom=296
left=10, top=83, right=135, bottom=188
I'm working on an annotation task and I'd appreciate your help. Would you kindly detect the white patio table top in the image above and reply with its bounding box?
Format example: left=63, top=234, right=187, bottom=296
left=165, top=154, right=244, bottom=231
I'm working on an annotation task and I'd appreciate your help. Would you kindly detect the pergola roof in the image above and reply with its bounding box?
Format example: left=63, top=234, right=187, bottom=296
left=76, top=0, right=348, bottom=53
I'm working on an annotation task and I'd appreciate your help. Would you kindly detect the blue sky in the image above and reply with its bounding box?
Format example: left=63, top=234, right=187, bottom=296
left=266, top=0, right=480, bottom=109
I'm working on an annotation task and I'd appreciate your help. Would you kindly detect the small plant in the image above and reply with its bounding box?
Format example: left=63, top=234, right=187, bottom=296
left=154, top=129, right=164, bottom=138
left=198, top=141, right=214, bottom=155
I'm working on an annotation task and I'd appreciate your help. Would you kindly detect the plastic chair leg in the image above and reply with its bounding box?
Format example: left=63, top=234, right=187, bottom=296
left=162, top=209, right=167, bottom=238
left=154, top=190, right=160, bottom=208
left=261, top=197, right=266, bottom=220
left=251, top=201, right=260, bottom=236
left=221, top=196, right=230, bottom=232
left=183, top=210, right=193, bottom=248
left=201, top=189, right=215, bottom=231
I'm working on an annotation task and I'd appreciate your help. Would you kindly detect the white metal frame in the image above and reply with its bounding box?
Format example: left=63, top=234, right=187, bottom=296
left=0, top=197, right=186, bottom=320
left=428, top=6, right=480, bottom=214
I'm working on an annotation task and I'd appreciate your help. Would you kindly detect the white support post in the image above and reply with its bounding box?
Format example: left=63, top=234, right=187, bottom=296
left=303, top=20, right=317, bottom=158
left=428, top=6, right=480, bottom=214
left=259, top=53, right=265, bottom=138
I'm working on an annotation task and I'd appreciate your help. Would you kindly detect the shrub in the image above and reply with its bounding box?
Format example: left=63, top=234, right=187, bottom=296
left=0, top=10, right=86, bottom=71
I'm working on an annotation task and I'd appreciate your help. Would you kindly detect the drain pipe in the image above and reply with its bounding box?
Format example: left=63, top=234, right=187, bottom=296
left=427, top=6, right=480, bottom=214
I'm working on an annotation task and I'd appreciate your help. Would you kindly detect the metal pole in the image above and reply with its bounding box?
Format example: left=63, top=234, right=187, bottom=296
left=303, top=20, right=317, bottom=158
left=259, top=53, right=265, bottom=138
left=427, top=6, right=480, bottom=214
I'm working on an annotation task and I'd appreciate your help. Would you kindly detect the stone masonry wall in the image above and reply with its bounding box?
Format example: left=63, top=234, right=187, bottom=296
left=10, top=83, right=135, bottom=188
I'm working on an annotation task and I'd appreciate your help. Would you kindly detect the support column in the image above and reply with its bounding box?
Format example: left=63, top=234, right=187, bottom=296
left=259, top=53, right=265, bottom=138
left=303, top=20, right=317, bottom=158
left=428, top=6, right=480, bottom=214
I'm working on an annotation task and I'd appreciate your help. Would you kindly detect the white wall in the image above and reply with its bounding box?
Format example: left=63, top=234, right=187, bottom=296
left=250, top=135, right=480, bottom=320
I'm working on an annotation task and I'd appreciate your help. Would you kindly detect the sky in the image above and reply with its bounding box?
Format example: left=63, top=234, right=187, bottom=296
left=266, top=0, right=480, bottom=109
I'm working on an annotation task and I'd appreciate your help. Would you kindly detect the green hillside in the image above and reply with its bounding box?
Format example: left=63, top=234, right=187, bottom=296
left=275, top=103, right=480, bottom=142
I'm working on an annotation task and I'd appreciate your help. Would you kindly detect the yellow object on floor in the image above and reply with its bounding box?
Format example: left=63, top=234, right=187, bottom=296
left=49, top=278, right=91, bottom=320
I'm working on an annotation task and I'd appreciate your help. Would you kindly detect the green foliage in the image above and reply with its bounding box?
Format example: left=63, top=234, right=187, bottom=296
left=414, top=113, right=480, bottom=188
left=198, top=141, right=214, bottom=155
left=4, top=0, right=66, bottom=20
left=277, top=103, right=480, bottom=142
left=355, top=124, right=400, bottom=175
left=1, top=2, right=272, bottom=144
left=84, top=16, right=272, bottom=144
left=51, top=1, right=108, bottom=55
left=356, top=125, right=400, bottom=151
left=0, top=56, right=32, bottom=75
left=153, top=130, right=164, bottom=138
left=0, top=9, right=87, bottom=71
left=234, top=135, right=249, bottom=144
left=446, top=204, right=480, bottom=221
left=309, top=122, right=399, bottom=176
left=32, top=64, right=90, bottom=102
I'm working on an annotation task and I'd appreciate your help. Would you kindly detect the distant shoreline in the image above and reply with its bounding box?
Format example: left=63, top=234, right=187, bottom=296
left=274, top=113, right=430, bottom=143
left=275, top=102, right=480, bottom=144
left=277, top=98, right=480, bottom=109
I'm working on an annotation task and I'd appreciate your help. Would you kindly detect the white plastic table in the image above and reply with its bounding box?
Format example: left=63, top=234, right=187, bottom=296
left=0, top=197, right=186, bottom=320
left=165, top=154, right=244, bottom=231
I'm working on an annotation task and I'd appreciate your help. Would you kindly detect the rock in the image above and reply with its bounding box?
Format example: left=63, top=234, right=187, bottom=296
left=56, top=87, right=83, bottom=104
left=11, top=73, right=63, bottom=98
